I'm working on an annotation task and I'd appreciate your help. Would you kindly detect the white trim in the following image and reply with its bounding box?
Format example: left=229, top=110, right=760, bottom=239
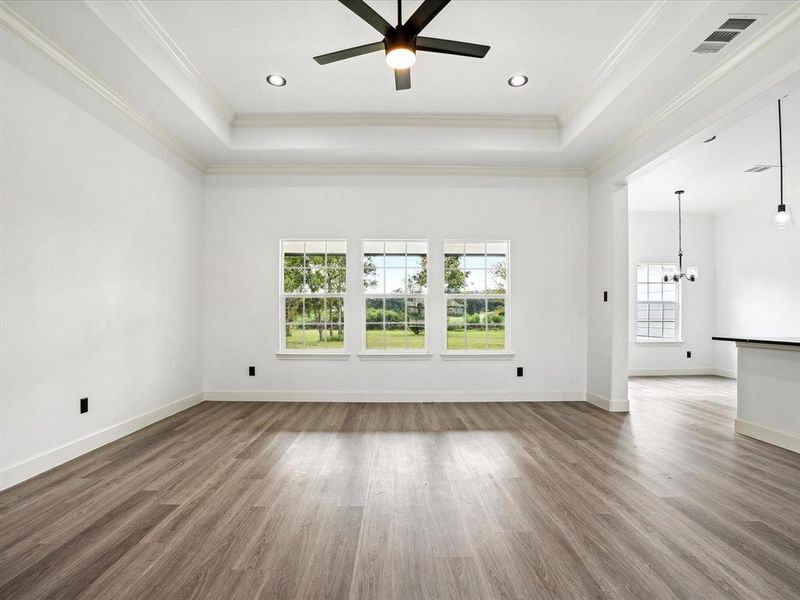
left=233, top=114, right=559, bottom=130
left=734, top=418, right=800, bottom=454
left=358, top=352, right=433, bottom=361
left=124, top=0, right=234, bottom=123
left=204, top=165, right=587, bottom=178
left=0, top=2, right=206, bottom=172
left=629, top=367, right=720, bottom=377
left=440, top=352, right=515, bottom=361
left=586, top=391, right=630, bottom=412
left=714, top=368, right=737, bottom=379
left=276, top=352, right=350, bottom=361
left=559, top=0, right=668, bottom=121
left=589, top=2, right=800, bottom=174
left=735, top=341, right=800, bottom=353
left=0, top=391, right=204, bottom=491
left=204, top=389, right=585, bottom=403
left=634, top=341, right=685, bottom=346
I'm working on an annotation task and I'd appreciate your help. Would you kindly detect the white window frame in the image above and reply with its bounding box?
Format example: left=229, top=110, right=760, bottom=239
left=442, top=240, right=511, bottom=356
left=278, top=239, right=348, bottom=355
left=635, top=262, right=682, bottom=344
left=361, top=239, right=430, bottom=356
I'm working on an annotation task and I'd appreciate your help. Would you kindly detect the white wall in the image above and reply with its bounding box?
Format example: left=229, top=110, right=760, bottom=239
left=0, top=60, right=204, bottom=488
left=714, top=194, right=800, bottom=373
left=203, top=175, right=588, bottom=401
left=585, top=182, right=629, bottom=411
left=628, top=211, right=716, bottom=376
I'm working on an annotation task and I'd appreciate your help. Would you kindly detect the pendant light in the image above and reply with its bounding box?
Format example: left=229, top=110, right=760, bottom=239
left=664, top=190, right=698, bottom=283
left=772, top=97, right=794, bottom=229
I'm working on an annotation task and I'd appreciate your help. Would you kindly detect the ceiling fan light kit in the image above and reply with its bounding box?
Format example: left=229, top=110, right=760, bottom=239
left=314, top=0, right=490, bottom=91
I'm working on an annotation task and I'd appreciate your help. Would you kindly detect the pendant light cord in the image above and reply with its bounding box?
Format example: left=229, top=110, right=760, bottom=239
left=778, top=98, right=784, bottom=208
left=398, top=0, right=402, bottom=25
left=677, top=191, right=683, bottom=273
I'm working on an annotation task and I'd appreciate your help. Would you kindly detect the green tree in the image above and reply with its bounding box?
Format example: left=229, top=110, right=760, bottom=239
left=363, top=256, right=378, bottom=291
left=488, top=259, right=507, bottom=294
left=405, top=256, right=428, bottom=293
left=444, top=255, right=468, bottom=293
left=285, top=253, right=346, bottom=342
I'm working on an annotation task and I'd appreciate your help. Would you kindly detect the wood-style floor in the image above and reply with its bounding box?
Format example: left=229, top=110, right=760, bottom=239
left=1, top=376, right=799, bottom=599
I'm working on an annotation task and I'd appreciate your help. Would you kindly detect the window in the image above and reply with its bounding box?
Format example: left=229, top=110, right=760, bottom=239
left=281, top=240, right=346, bottom=351
left=636, top=263, right=679, bottom=342
left=444, top=241, right=508, bottom=351
left=363, top=240, right=427, bottom=352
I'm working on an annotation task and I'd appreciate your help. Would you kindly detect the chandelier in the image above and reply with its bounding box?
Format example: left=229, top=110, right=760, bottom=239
left=664, top=190, right=698, bottom=283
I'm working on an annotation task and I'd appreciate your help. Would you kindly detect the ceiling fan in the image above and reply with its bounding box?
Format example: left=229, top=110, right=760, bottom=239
left=313, top=0, right=490, bottom=91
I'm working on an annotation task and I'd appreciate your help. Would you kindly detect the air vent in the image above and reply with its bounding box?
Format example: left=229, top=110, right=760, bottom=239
left=720, top=18, right=756, bottom=30
left=694, top=42, right=726, bottom=54
left=706, top=30, right=740, bottom=43
left=745, top=165, right=776, bottom=173
left=694, top=16, right=757, bottom=54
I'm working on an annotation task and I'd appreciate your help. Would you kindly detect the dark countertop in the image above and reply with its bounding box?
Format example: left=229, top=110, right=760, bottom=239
left=712, top=336, right=800, bottom=347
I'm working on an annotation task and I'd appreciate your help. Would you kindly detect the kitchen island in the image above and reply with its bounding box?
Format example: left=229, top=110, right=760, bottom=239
left=712, top=336, right=800, bottom=453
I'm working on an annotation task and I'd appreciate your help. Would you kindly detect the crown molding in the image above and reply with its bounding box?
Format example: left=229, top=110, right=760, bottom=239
left=233, top=113, right=560, bottom=130
left=124, top=0, right=234, bottom=123
left=0, top=1, right=207, bottom=171
left=588, top=1, right=800, bottom=174
left=559, top=0, right=669, bottom=122
left=204, top=164, right=586, bottom=177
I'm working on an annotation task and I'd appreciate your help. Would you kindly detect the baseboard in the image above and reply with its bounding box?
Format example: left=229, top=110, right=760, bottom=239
left=712, top=368, right=737, bottom=379
left=585, top=392, right=630, bottom=413
left=0, top=391, right=204, bottom=491
left=203, top=389, right=587, bottom=403
left=628, top=367, right=736, bottom=379
left=734, top=418, right=800, bottom=454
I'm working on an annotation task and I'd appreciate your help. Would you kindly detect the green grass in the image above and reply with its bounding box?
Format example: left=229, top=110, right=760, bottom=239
left=447, top=327, right=505, bottom=350
left=286, top=325, right=505, bottom=350
left=366, top=328, right=425, bottom=350
left=285, top=326, right=344, bottom=349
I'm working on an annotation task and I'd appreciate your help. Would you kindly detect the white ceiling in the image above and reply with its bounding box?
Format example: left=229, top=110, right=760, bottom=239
left=2, top=0, right=798, bottom=171
left=144, top=0, right=651, bottom=116
left=629, top=94, right=800, bottom=213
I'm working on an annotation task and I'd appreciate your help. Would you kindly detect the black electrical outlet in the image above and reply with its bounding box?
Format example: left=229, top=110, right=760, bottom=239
left=248, top=366, right=256, bottom=376
left=686, top=351, right=692, bottom=359
left=516, top=366, right=524, bottom=377
left=80, top=397, right=88, bottom=414
left=603, top=291, right=608, bottom=302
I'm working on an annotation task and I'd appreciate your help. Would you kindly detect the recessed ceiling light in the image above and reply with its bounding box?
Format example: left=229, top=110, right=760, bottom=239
left=508, top=75, right=528, bottom=88
left=266, top=74, right=286, bottom=87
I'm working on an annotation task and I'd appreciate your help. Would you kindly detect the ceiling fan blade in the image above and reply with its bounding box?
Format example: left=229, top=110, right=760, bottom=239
left=339, top=0, right=393, bottom=36
left=395, top=68, right=411, bottom=91
left=416, top=36, right=490, bottom=58
left=314, top=41, right=385, bottom=65
left=405, top=0, right=450, bottom=34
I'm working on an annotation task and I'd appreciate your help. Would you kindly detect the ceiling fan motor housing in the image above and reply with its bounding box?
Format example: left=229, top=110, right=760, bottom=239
left=385, top=26, right=416, bottom=54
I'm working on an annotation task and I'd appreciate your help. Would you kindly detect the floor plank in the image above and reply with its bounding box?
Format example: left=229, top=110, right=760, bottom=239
left=1, top=376, right=798, bottom=599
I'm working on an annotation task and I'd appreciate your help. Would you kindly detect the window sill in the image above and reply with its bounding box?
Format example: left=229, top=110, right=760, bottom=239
left=634, top=340, right=684, bottom=347
left=440, top=352, right=515, bottom=361
left=276, top=352, right=351, bottom=360
left=358, top=352, right=433, bottom=361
